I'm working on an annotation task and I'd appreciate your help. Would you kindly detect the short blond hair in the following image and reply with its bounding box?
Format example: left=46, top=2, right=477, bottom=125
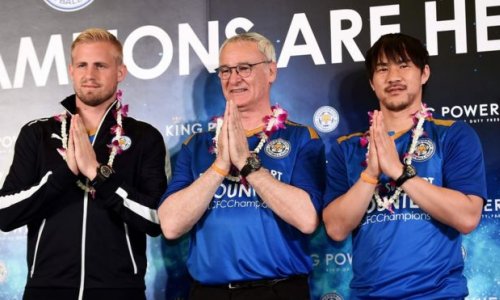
left=71, top=28, right=123, bottom=64
left=220, top=32, right=276, bottom=62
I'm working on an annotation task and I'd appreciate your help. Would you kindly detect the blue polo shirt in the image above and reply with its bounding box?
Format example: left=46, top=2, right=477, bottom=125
left=324, top=117, right=487, bottom=299
left=162, top=120, right=325, bottom=284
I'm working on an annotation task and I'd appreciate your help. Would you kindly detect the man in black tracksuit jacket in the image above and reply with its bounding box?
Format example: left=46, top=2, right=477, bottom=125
left=0, top=28, right=168, bottom=300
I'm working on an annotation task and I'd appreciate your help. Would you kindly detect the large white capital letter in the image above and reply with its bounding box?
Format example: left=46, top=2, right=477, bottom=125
left=370, top=5, right=401, bottom=44
left=330, top=9, right=364, bottom=63
left=425, top=0, right=467, bottom=55
left=278, top=13, right=325, bottom=67
left=123, top=26, right=173, bottom=80
left=14, top=35, right=67, bottom=88
left=476, top=0, right=500, bottom=52
left=179, top=21, right=219, bottom=75
left=225, top=17, right=254, bottom=39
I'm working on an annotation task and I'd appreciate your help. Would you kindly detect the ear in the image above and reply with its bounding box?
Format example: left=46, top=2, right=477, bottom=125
left=117, top=64, right=127, bottom=83
left=268, top=61, right=277, bottom=84
left=421, top=64, right=430, bottom=85
left=369, top=79, right=375, bottom=91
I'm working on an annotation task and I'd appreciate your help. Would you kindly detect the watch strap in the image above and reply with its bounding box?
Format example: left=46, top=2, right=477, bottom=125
left=240, top=155, right=262, bottom=178
left=395, top=164, right=417, bottom=187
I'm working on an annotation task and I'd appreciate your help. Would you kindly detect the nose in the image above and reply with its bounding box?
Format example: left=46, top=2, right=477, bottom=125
left=227, top=68, right=242, bottom=83
left=387, top=66, right=401, bottom=83
left=84, top=66, right=97, bottom=79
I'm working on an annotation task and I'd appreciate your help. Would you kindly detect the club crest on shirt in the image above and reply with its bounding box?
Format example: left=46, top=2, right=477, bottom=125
left=264, top=138, right=291, bottom=158
left=112, top=135, right=132, bottom=151
left=412, top=138, right=435, bottom=162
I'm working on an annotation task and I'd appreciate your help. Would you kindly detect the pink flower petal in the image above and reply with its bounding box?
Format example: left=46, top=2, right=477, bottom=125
left=116, top=89, right=123, bottom=101
left=57, top=148, right=66, bottom=158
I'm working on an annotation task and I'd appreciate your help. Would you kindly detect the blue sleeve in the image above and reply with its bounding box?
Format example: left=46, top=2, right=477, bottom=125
left=159, top=142, right=195, bottom=205
left=443, top=121, right=487, bottom=199
left=290, top=137, right=326, bottom=214
left=323, top=139, right=350, bottom=208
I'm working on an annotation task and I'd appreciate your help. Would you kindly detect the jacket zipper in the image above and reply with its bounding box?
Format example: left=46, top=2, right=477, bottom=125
left=77, top=190, right=89, bottom=300
left=74, top=102, right=116, bottom=300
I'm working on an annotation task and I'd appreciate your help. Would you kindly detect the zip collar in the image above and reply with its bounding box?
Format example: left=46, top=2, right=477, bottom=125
left=59, top=94, right=120, bottom=146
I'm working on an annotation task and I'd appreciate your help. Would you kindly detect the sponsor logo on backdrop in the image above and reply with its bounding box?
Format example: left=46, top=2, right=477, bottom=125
left=412, top=138, right=435, bottom=162
left=440, top=102, right=499, bottom=124
left=312, top=252, right=353, bottom=272
left=44, top=0, right=94, bottom=12
left=165, top=117, right=216, bottom=137
left=264, top=138, right=291, bottom=158
left=0, top=261, right=7, bottom=283
left=483, top=198, right=500, bottom=219
left=321, top=292, right=344, bottom=300
left=313, top=106, right=339, bottom=133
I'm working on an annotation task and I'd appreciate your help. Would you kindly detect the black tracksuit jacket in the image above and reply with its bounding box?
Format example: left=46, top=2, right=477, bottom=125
left=0, top=95, right=168, bottom=295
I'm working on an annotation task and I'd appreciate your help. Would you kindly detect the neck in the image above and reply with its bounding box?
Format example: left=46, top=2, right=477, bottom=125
left=380, top=101, right=422, bottom=133
left=239, top=105, right=273, bottom=131
left=75, top=98, right=115, bottom=131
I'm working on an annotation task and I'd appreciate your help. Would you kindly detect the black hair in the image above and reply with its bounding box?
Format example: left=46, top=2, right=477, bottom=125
left=365, top=33, right=429, bottom=80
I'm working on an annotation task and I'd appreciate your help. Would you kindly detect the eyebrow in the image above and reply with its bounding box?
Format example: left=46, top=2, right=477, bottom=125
left=219, top=61, right=253, bottom=67
left=376, top=58, right=410, bottom=66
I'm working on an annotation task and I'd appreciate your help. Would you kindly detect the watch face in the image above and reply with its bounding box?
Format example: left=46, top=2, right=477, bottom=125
left=248, top=156, right=261, bottom=169
left=240, top=154, right=262, bottom=177
left=406, top=165, right=417, bottom=177
left=99, top=165, right=113, bottom=178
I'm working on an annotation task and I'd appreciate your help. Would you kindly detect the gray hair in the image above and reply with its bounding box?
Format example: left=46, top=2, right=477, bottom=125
left=220, top=32, right=276, bottom=62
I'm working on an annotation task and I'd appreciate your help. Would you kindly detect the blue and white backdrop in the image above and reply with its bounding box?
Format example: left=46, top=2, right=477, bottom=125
left=0, top=1, right=498, bottom=299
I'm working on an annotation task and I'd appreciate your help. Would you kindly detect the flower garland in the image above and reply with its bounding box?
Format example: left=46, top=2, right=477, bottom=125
left=361, top=103, right=433, bottom=213
left=54, top=89, right=128, bottom=195
left=210, top=104, right=288, bottom=182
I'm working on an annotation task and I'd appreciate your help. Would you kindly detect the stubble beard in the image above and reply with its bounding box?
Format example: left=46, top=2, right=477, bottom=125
left=381, top=91, right=418, bottom=113
left=383, top=99, right=412, bottom=112
left=75, top=84, right=117, bottom=107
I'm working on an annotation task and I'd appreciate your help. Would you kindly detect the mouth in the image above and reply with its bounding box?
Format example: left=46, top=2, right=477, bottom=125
left=82, top=84, right=100, bottom=89
left=385, top=84, right=406, bottom=94
left=229, top=87, right=248, bottom=94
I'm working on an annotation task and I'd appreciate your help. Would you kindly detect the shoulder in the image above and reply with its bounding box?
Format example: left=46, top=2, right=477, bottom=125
left=123, top=117, right=162, bottom=137
left=182, top=131, right=213, bottom=147
left=121, top=117, right=166, bottom=151
left=284, top=120, right=321, bottom=140
left=25, top=116, right=56, bottom=128
left=427, top=116, right=456, bottom=129
left=336, top=131, right=366, bottom=145
left=20, top=116, right=58, bottom=136
left=427, top=117, right=478, bottom=139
